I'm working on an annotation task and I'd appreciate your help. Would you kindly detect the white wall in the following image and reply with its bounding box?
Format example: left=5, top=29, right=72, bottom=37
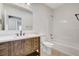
left=32, top=4, right=53, bottom=41
left=53, top=3, right=79, bottom=55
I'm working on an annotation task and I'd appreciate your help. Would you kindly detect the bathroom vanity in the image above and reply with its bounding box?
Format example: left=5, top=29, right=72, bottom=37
left=0, top=36, right=40, bottom=56
left=0, top=3, right=40, bottom=56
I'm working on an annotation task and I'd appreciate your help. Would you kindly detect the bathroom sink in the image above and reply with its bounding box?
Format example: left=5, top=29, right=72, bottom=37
left=0, top=35, right=17, bottom=42
left=0, top=33, right=40, bottom=43
left=16, top=33, right=40, bottom=39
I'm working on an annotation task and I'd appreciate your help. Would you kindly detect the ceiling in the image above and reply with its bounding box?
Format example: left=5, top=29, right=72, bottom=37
left=45, top=3, right=64, bottom=9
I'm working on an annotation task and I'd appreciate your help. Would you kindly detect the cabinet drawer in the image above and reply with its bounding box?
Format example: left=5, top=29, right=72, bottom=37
left=34, top=38, right=39, bottom=43
left=0, top=42, right=9, bottom=56
left=0, top=49, right=9, bottom=56
left=34, top=43, right=39, bottom=49
left=34, top=38, right=39, bottom=44
left=0, top=43, right=9, bottom=49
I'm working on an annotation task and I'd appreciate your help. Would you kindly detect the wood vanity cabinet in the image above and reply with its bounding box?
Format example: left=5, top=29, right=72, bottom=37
left=0, top=36, right=40, bottom=56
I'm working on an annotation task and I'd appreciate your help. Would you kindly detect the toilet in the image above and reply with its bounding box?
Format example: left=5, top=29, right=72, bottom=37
left=40, top=35, right=54, bottom=56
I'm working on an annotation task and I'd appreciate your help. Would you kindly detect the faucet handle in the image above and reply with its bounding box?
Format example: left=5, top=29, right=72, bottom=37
left=23, top=33, right=25, bottom=36
left=16, top=33, right=19, bottom=36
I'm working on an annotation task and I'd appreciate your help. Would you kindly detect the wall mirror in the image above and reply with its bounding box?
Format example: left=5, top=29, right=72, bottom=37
left=0, top=3, right=33, bottom=31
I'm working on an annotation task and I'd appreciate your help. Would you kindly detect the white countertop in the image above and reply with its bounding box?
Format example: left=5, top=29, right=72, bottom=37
left=0, top=33, right=40, bottom=43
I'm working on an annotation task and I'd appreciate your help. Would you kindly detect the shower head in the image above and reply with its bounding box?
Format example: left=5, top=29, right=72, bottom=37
left=75, top=14, right=79, bottom=21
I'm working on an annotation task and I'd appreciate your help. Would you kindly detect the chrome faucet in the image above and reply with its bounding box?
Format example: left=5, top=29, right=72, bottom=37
left=20, top=30, right=22, bottom=36
left=16, top=30, right=25, bottom=36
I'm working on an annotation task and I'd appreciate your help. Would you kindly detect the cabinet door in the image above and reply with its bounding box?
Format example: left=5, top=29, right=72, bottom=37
left=23, top=39, right=32, bottom=55
left=13, top=40, right=23, bottom=56
left=9, top=41, right=14, bottom=56
left=0, top=42, right=9, bottom=56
